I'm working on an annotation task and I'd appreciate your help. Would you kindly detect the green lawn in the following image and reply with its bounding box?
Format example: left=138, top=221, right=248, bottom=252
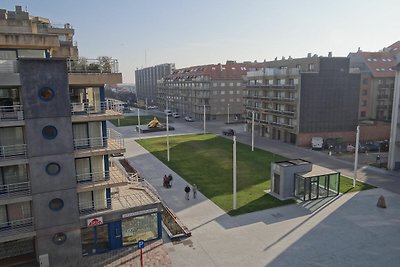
left=137, top=134, right=294, bottom=216
left=109, top=115, right=165, bottom=127
left=340, top=175, right=376, bottom=193
left=137, top=134, right=376, bottom=216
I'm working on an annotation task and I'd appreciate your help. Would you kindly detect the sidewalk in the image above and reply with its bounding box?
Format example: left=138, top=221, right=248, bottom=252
left=124, top=138, right=400, bottom=267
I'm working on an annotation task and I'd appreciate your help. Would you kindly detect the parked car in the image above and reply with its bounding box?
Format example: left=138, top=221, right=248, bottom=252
left=172, top=112, right=180, bottom=118
left=148, top=105, right=158, bottom=109
left=363, top=142, right=380, bottom=152
left=184, top=116, right=194, bottom=122
left=164, top=109, right=172, bottom=116
left=222, top=128, right=235, bottom=136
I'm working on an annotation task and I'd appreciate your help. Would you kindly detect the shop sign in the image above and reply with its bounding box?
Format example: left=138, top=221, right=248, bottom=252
left=87, top=217, right=103, bottom=227
left=122, top=208, right=158, bottom=219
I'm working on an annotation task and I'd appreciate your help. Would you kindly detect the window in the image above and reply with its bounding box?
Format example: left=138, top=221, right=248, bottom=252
left=221, top=91, right=225, bottom=95
left=42, top=126, right=58, bottom=140
left=236, top=82, right=241, bottom=86
left=229, top=91, right=234, bottom=95
left=18, top=49, right=46, bottom=59
left=46, top=162, right=61, bottom=176
left=372, top=58, right=377, bottom=61
left=52, top=233, right=67, bottom=245
left=362, top=78, right=368, bottom=85
left=360, top=111, right=366, bottom=117
left=122, top=213, right=158, bottom=246
left=213, top=83, right=218, bottom=87
left=38, top=87, right=54, bottom=101
left=308, top=63, right=314, bottom=71
left=213, top=91, right=217, bottom=95
left=221, top=99, right=225, bottom=102
left=362, top=100, right=367, bottom=107
left=229, top=83, right=234, bottom=87
left=221, top=82, right=225, bottom=87
left=49, top=198, right=64, bottom=211
left=362, top=90, right=367, bottom=96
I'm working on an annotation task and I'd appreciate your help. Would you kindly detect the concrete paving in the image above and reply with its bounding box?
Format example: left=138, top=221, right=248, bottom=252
left=123, top=137, right=400, bottom=267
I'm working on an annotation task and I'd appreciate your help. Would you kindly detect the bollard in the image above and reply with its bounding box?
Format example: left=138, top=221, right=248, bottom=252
left=376, top=195, right=387, bottom=208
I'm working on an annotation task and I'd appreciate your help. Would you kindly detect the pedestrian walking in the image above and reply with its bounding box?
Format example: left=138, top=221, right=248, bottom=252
left=184, top=185, right=191, bottom=200
left=192, top=184, right=197, bottom=199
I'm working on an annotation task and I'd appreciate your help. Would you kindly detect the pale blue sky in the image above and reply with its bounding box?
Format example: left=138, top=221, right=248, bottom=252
left=3, top=0, right=399, bottom=83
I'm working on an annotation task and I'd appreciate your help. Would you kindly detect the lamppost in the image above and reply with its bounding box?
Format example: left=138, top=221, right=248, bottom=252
left=167, top=111, right=170, bottom=162
left=227, top=103, right=230, bottom=124
left=137, top=108, right=141, bottom=140
left=353, top=125, right=360, bottom=187
left=203, top=104, right=206, bottom=134
left=233, top=135, right=237, bottom=210
left=251, top=111, right=255, bottom=151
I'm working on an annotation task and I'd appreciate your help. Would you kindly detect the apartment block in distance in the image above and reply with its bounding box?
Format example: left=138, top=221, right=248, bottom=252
left=157, top=60, right=263, bottom=121
left=135, top=63, right=175, bottom=106
left=348, top=41, right=400, bottom=121
left=0, top=6, right=162, bottom=266
left=244, top=55, right=360, bottom=146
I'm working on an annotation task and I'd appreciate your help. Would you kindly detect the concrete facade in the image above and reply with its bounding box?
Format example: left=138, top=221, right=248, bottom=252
left=244, top=56, right=360, bottom=146
left=135, top=63, right=175, bottom=105
left=388, top=62, right=400, bottom=170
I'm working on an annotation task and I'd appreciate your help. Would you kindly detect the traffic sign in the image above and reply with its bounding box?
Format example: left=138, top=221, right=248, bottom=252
left=138, top=240, right=145, bottom=249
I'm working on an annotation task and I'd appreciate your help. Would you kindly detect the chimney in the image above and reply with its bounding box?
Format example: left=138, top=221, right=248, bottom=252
left=282, top=56, right=285, bottom=60
left=274, top=57, right=277, bottom=61
left=307, top=53, right=311, bottom=58
left=328, top=52, right=332, bottom=58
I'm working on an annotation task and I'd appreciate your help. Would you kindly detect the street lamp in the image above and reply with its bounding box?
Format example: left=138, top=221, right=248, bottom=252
left=137, top=108, right=141, bottom=140
left=203, top=104, right=206, bottom=134
left=227, top=104, right=230, bottom=124
left=167, top=111, right=170, bottom=162
left=233, top=135, right=237, bottom=210
left=353, top=125, right=360, bottom=187
left=251, top=111, right=255, bottom=151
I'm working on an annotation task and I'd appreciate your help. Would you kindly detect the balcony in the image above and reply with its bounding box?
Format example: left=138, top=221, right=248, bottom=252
left=0, top=33, right=59, bottom=49
left=76, top=166, right=129, bottom=193
left=0, top=181, right=30, bottom=200
left=376, top=105, right=389, bottom=109
left=74, top=129, right=125, bottom=157
left=79, top=185, right=160, bottom=217
left=71, top=101, right=123, bottom=122
left=0, top=217, right=35, bottom=242
left=0, top=144, right=27, bottom=161
left=0, top=105, right=24, bottom=126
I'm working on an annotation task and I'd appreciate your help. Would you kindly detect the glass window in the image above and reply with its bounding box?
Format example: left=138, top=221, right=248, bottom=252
left=328, top=174, right=339, bottom=196
left=0, top=50, right=17, bottom=60
left=81, top=227, right=95, bottom=255
left=49, top=198, right=64, bottom=211
left=42, top=126, right=58, bottom=140
left=52, top=233, right=67, bottom=245
left=18, top=49, right=46, bottom=59
left=46, top=162, right=61, bottom=176
left=38, top=87, right=54, bottom=101
left=122, top=213, right=158, bottom=246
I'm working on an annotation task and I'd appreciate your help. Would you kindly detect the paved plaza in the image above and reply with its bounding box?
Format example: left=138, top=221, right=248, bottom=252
left=120, top=131, right=400, bottom=267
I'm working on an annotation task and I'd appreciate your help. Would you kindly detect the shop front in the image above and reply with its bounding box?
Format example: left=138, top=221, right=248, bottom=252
left=81, top=207, right=162, bottom=256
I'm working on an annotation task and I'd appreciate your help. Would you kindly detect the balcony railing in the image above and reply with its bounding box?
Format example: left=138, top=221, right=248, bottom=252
left=0, top=180, right=30, bottom=199
left=70, top=101, right=123, bottom=115
left=76, top=166, right=127, bottom=186
left=0, top=105, right=24, bottom=121
left=0, top=144, right=27, bottom=160
left=0, top=217, right=34, bottom=238
left=78, top=198, right=112, bottom=215
left=73, top=129, right=124, bottom=151
left=67, top=58, right=119, bottom=74
left=0, top=60, right=18, bottom=73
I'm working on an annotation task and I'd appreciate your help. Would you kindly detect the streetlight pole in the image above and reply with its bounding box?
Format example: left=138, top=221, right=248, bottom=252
left=353, top=125, right=360, bottom=187
left=145, top=98, right=148, bottom=111
left=137, top=108, right=141, bottom=140
left=167, top=112, right=170, bottom=162
left=227, top=104, right=230, bottom=124
left=233, top=135, right=237, bottom=210
left=203, top=104, right=206, bottom=134
left=251, top=111, right=255, bottom=151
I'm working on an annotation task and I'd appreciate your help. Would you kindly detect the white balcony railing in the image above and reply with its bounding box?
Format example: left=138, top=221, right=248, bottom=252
left=0, top=144, right=27, bottom=160
left=0, top=105, right=23, bottom=121
left=77, top=170, right=110, bottom=183
left=0, top=217, right=34, bottom=238
left=0, top=180, right=30, bottom=199
left=0, top=60, right=18, bottom=73
left=70, top=101, right=123, bottom=115
left=73, top=130, right=124, bottom=151
left=78, top=198, right=112, bottom=214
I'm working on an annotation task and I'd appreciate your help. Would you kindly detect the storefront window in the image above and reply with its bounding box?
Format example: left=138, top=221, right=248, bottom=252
left=81, top=224, right=109, bottom=255
left=122, top=213, right=157, bottom=246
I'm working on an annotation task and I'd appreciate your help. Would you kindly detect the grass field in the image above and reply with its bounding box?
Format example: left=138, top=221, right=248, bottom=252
left=109, top=115, right=165, bottom=127
left=138, top=134, right=375, bottom=215
left=340, top=175, right=376, bottom=193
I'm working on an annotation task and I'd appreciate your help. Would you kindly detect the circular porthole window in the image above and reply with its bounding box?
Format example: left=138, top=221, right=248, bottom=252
left=52, top=232, right=67, bottom=245
left=38, top=87, right=55, bottom=101
left=42, top=125, right=58, bottom=140
left=49, top=198, right=64, bottom=211
left=46, top=162, right=61, bottom=176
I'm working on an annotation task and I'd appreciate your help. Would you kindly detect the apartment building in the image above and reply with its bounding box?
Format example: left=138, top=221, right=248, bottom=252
left=135, top=63, right=175, bottom=106
left=348, top=41, right=400, bottom=121
left=244, top=56, right=360, bottom=146
left=388, top=62, right=400, bottom=170
left=0, top=6, right=161, bottom=266
left=157, top=61, right=263, bottom=121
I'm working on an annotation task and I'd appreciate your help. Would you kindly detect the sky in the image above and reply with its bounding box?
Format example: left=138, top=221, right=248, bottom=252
left=3, top=0, right=400, bottom=83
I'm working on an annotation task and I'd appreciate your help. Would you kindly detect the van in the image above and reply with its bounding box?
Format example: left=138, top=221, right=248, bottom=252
left=311, top=137, right=323, bottom=150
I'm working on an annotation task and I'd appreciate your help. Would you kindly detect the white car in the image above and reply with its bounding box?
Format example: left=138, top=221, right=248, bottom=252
left=164, top=109, right=172, bottom=116
left=185, top=116, right=194, bottom=122
left=172, top=112, right=180, bottom=118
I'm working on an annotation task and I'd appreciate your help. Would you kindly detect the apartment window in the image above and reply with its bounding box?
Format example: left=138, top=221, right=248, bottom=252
left=221, top=91, right=225, bottom=95
left=18, top=49, right=46, bottom=59
left=49, top=198, right=64, bottom=211
left=213, top=83, right=218, bottom=87
left=0, top=127, right=24, bottom=146
left=362, top=90, right=368, bottom=96
left=360, top=111, right=366, bottom=117
left=236, top=90, right=241, bottom=94
left=308, top=63, right=315, bottom=71
left=0, top=201, right=31, bottom=224
left=39, top=87, right=54, bottom=101
left=229, top=83, right=234, bottom=87
left=0, top=164, right=28, bottom=185
left=362, top=78, right=368, bottom=85
left=46, top=162, right=61, bottom=176
left=229, top=99, right=234, bottom=102
left=42, top=126, right=58, bottom=140
left=362, top=100, right=367, bottom=107
left=236, top=82, right=241, bottom=86
left=221, top=83, right=225, bottom=87
left=236, top=98, right=241, bottom=102
left=213, top=91, right=217, bottom=95
left=229, top=91, right=234, bottom=95
left=221, top=99, right=225, bottom=102
left=52, top=233, right=67, bottom=245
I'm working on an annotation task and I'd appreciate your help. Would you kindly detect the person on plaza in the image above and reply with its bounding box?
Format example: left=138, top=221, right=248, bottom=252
left=184, top=185, right=191, bottom=200
left=163, top=174, right=168, bottom=188
left=192, top=184, right=197, bottom=199
left=168, top=174, right=173, bottom=187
